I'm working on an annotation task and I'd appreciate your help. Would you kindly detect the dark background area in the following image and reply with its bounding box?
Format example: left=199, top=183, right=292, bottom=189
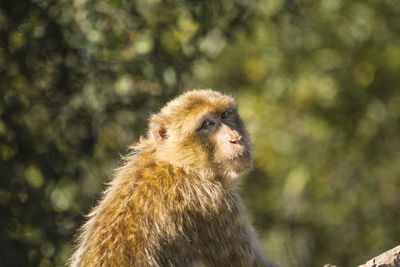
left=1, top=0, right=400, bottom=266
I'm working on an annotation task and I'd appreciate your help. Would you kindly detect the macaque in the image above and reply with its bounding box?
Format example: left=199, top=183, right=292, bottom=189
left=70, top=89, right=277, bottom=267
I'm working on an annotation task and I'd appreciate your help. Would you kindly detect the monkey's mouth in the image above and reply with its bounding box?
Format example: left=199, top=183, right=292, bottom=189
left=227, top=150, right=251, bottom=162
left=216, top=150, right=252, bottom=179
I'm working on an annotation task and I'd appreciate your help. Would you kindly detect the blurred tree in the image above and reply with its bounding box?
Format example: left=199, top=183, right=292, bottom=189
left=1, top=0, right=400, bottom=266
left=0, top=0, right=253, bottom=266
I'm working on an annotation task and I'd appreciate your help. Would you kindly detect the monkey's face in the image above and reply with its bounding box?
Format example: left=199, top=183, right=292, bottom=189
left=151, top=90, right=252, bottom=182
left=196, top=108, right=253, bottom=181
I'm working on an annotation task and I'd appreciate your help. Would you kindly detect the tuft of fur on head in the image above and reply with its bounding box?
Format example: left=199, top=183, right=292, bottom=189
left=119, top=89, right=252, bottom=184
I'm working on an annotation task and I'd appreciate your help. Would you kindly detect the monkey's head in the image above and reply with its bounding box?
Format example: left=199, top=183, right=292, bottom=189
left=148, top=90, right=252, bottom=184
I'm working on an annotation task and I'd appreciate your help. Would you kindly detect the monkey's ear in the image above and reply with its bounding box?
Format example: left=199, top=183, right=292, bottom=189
left=149, top=116, right=166, bottom=142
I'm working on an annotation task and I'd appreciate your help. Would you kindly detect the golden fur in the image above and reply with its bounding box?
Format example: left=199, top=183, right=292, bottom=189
left=69, top=90, right=276, bottom=267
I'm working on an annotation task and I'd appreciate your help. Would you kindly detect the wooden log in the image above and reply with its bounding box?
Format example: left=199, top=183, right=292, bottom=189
left=323, top=245, right=400, bottom=267
left=358, top=245, right=400, bottom=267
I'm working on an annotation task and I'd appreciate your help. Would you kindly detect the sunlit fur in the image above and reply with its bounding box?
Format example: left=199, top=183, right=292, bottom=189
left=69, top=90, right=276, bottom=267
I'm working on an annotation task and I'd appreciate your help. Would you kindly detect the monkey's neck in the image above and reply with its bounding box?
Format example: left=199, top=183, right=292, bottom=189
left=117, top=154, right=236, bottom=215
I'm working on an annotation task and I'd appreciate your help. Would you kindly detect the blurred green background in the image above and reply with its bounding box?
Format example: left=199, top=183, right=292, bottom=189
left=1, top=0, right=400, bottom=266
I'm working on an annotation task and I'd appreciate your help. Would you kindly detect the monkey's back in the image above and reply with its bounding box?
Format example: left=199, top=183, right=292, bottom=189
left=71, top=154, right=265, bottom=267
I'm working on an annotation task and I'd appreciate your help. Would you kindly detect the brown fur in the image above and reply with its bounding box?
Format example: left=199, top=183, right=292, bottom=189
left=69, top=90, right=276, bottom=267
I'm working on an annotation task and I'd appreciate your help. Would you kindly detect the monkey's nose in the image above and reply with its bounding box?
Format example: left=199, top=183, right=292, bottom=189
left=229, top=134, right=242, bottom=144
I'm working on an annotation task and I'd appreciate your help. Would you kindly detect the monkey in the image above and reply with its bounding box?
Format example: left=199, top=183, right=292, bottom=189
left=69, top=89, right=277, bottom=267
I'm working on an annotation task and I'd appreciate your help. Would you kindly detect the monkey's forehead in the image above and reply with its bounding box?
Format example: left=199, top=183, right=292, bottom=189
left=160, top=89, right=237, bottom=116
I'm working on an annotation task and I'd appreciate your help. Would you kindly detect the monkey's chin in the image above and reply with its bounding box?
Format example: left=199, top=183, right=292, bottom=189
left=219, top=157, right=252, bottom=182
left=222, top=167, right=249, bottom=181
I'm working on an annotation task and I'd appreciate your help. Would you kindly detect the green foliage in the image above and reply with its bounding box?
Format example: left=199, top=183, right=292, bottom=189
left=1, top=0, right=400, bottom=266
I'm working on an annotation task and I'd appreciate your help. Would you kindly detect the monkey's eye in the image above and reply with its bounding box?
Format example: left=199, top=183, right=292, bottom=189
left=221, top=111, right=232, bottom=119
left=200, top=119, right=215, bottom=130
